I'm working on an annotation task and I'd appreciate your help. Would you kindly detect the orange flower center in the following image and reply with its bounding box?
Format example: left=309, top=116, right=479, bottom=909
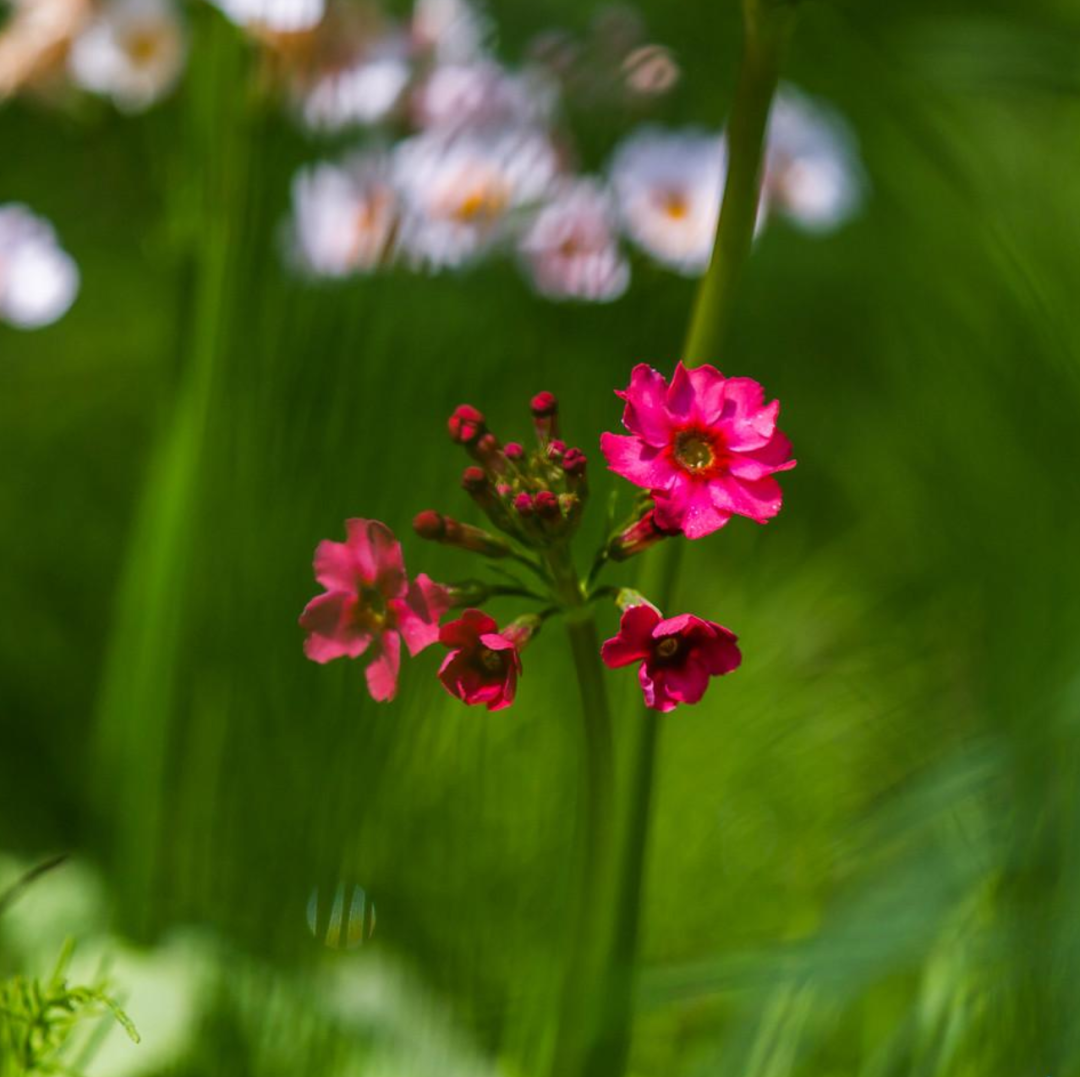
left=453, top=179, right=509, bottom=224
left=658, top=189, right=689, bottom=220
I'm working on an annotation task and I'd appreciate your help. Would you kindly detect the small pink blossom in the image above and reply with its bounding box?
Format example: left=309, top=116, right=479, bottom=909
left=437, top=608, right=521, bottom=711
left=300, top=518, right=448, bottom=702
left=600, top=362, right=795, bottom=539
left=601, top=603, right=741, bottom=712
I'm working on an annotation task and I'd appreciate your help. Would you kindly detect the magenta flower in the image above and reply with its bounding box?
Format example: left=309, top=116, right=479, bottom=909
left=300, top=519, right=449, bottom=702
left=437, top=609, right=522, bottom=711
left=600, top=362, right=795, bottom=538
left=601, top=604, right=741, bottom=712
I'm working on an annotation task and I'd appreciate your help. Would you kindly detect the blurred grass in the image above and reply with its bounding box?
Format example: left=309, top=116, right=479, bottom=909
left=4, top=0, right=1080, bottom=1074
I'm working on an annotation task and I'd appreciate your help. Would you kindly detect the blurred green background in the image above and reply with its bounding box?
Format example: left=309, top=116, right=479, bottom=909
left=4, top=0, right=1080, bottom=1074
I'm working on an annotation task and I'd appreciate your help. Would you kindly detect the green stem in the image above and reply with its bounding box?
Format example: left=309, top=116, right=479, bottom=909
left=598, top=6, right=797, bottom=1075
left=545, top=546, right=617, bottom=1077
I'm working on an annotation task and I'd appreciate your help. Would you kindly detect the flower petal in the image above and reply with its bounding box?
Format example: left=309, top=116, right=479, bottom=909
left=654, top=481, right=731, bottom=539
left=300, top=591, right=372, bottom=663
left=710, top=475, right=783, bottom=523
left=345, top=518, right=407, bottom=596
left=313, top=540, right=360, bottom=592
left=718, top=379, right=779, bottom=451
left=727, top=431, right=796, bottom=481
left=655, top=659, right=710, bottom=705
left=396, top=573, right=450, bottom=656
left=639, top=663, right=675, bottom=712
left=601, top=604, right=660, bottom=668
left=439, top=608, right=498, bottom=648
left=600, top=432, right=677, bottom=490
left=616, top=364, right=673, bottom=446
left=365, top=630, right=401, bottom=702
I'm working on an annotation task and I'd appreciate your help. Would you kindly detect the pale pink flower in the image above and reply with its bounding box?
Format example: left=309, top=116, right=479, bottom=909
left=392, top=126, right=559, bottom=270
left=608, top=127, right=726, bottom=275
left=300, top=519, right=448, bottom=702
left=289, top=153, right=398, bottom=277
left=762, top=85, right=863, bottom=234
left=518, top=179, right=629, bottom=303
left=68, top=0, right=186, bottom=112
left=436, top=608, right=521, bottom=711
left=600, top=362, right=795, bottom=539
left=297, top=45, right=411, bottom=133
left=411, top=59, right=553, bottom=132
left=601, top=603, right=741, bottom=713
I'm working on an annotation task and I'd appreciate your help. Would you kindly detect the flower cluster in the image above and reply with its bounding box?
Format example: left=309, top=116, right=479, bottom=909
left=301, top=363, right=794, bottom=713
left=0, top=0, right=863, bottom=331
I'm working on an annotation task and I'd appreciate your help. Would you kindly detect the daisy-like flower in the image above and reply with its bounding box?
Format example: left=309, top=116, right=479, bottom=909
left=601, top=602, right=741, bottom=712
left=411, top=59, right=553, bottom=132
left=600, top=362, right=796, bottom=539
left=299, top=519, right=448, bottom=702
left=392, top=126, right=559, bottom=271
left=608, top=127, right=726, bottom=276
left=0, top=204, right=80, bottom=329
left=762, top=85, right=863, bottom=234
left=209, top=0, right=324, bottom=35
left=297, top=46, right=411, bottom=133
left=68, top=0, right=186, bottom=113
left=518, top=179, right=629, bottom=303
left=289, top=152, right=398, bottom=277
left=436, top=609, right=522, bottom=711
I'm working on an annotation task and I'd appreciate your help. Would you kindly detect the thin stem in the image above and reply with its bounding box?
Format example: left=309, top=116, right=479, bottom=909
left=598, top=6, right=797, bottom=1075
left=544, top=546, right=617, bottom=1077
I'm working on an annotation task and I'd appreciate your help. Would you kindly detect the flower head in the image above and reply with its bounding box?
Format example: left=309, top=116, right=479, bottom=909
left=209, top=0, right=325, bottom=34
left=300, top=519, right=448, bottom=701
left=518, top=179, right=629, bottom=303
left=437, top=608, right=522, bottom=710
left=411, top=59, right=553, bottom=132
left=600, top=362, right=795, bottom=539
left=297, top=49, right=411, bottom=133
left=601, top=603, right=741, bottom=712
left=762, top=86, right=863, bottom=234
left=68, top=0, right=186, bottom=113
left=289, top=152, right=398, bottom=277
left=0, top=204, right=79, bottom=329
left=392, top=126, right=559, bottom=270
left=608, top=127, right=726, bottom=275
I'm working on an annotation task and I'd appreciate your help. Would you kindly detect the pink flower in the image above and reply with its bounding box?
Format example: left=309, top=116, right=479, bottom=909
left=601, top=604, right=741, bottom=712
left=437, top=609, right=522, bottom=711
left=600, top=362, right=796, bottom=539
left=300, top=519, right=449, bottom=702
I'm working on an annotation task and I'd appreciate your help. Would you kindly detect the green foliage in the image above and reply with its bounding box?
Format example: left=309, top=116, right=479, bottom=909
left=0, top=941, right=139, bottom=1077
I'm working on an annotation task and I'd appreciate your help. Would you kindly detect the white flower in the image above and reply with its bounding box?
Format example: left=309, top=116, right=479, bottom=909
left=0, top=204, right=79, bottom=329
left=289, top=154, right=399, bottom=278
left=609, top=126, right=726, bottom=276
left=410, top=0, right=489, bottom=64
left=519, top=179, right=629, bottom=303
left=763, top=86, right=863, bottom=233
left=298, top=50, right=411, bottom=133
left=393, top=126, right=559, bottom=271
left=68, top=0, right=186, bottom=112
left=208, top=0, right=324, bottom=35
left=412, top=59, right=554, bottom=132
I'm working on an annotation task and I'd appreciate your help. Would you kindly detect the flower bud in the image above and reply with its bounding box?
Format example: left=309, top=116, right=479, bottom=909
left=504, top=441, right=525, bottom=462
left=502, top=613, right=542, bottom=651
left=444, top=579, right=497, bottom=607
left=530, top=390, right=558, bottom=441
left=615, top=588, right=660, bottom=615
left=561, top=447, right=586, bottom=476
left=513, top=492, right=535, bottom=517
left=534, top=490, right=561, bottom=521
left=447, top=404, right=486, bottom=447
left=472, top=431, right=506, bottom=472
left=413, top=511, right=511, bottom=558
left=546, top=439, right=566, bottom=462
left=607, top=509, right=672, bottom=562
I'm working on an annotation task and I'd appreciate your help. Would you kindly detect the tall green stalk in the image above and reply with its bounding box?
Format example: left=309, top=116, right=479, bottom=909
left=597, top=4, right=798, bottom=1075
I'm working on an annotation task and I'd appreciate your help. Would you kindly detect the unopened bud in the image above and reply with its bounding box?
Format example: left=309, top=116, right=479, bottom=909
left=530, top=390, right=558, bottom=441
left=503, top=613, right=542, bottom=651
left=546, top=439, right=566, bottom=462
left=462, top=466, right=488, bottom=494
left=615, top=588, right=660, bottom=615
left=607, top=509, right=672, bottom=562
left=448, top=404, right=486, bottom=447
left=504, top=441, right=525, bottom=462
left=444, top=579, right=496, bottom=607
left=534, top=490, right=561, bottom=521
left=413, top=511, right=511, bottom=558
left=513, top=493, right=535, bottom=517
left=472, top=432, right=506, bottom=472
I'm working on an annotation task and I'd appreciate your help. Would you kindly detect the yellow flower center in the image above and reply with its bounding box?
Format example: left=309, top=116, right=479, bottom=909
left=453, top=180, right=509, bottom=224
left=656, top=637, right=679, bottom=658
left=479, top=646, right=504, bottom=672
left=659, top=190, right=689, bottom=220
left=124, top=28, right=164, bottom=66
left=674, top=431, right=715, bottom=471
